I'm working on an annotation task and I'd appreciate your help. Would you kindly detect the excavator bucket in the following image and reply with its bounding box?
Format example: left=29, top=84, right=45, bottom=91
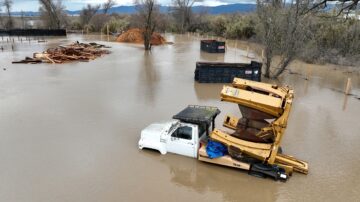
left=210, top=78, right=309, bottom=175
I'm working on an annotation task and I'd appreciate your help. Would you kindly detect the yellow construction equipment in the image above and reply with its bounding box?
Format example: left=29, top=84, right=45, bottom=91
left=210, top=78, right=309, bottom=175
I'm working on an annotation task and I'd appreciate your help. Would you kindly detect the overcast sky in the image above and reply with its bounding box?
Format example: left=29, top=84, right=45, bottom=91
left=10, top=0, right=254, bottom=12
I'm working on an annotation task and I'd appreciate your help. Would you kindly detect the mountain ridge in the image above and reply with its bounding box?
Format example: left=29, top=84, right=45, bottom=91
left=10, top=3, right=257, bottom=16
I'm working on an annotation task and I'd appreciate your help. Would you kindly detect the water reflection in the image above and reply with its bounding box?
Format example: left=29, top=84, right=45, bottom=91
left=199, top=51, right=225, bottom=62
left=342, top=95, right=349, bottom=111
left=193, top=82, right=223, bottom=101
left=137, top=51, right=159, bottom=105
left=303, top=79, right=309, bottom=95
left=45, top=66, right=63, bottom=81
left=142, top=151, right=278, bottom=202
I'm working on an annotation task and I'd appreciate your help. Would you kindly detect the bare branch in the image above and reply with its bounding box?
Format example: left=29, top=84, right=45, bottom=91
left=102, top=0, right=116, bottom=14
left=302, top=0, right=359, bottom=16
left=80, top=4, right=101, bottom=27
left=171, top=0, right=203, bottom=33
left=3, top=0, right=13, bottom=29
left=39, top=0, right=66, bottom=29
left=134, top=0, right=160, bottom=50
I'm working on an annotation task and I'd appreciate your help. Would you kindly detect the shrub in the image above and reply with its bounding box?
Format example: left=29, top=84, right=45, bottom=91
left=102, top=17, right=130, bottom=34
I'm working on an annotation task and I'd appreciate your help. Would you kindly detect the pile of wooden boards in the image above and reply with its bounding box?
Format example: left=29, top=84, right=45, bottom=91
left=13, top=42, right=111, bottom=64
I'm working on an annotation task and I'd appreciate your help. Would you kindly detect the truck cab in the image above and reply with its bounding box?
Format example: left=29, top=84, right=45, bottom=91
left=138, top=105, right=219, bottom=158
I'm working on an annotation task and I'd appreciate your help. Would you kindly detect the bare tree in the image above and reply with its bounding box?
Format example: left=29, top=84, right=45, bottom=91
left=20, top=10, right=26, bottom=29
left=39, top=0, right=66, bottom=29
left=0, top=7, right=3, bottom=29
left=80, top=4, right=101, bottom=28
left=102, top=0, right=116, bottom=14
left=172, top=0, right=203, bottom=33
left=89, top=14, right=111, bottom=32
left=3, top=0, right=13, bottom=29
left=257, top=0, right=309, bottom=78
left=135, top=0, right=159, bottom=50
left=303, top=0, right=359, bottom=16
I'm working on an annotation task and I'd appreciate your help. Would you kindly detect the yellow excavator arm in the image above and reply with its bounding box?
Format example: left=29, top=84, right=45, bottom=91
left=210, top=78, right=309, bottom=175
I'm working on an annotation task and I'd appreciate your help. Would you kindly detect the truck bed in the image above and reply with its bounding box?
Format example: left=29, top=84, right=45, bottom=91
left=198, top=143, right=250, bottom=171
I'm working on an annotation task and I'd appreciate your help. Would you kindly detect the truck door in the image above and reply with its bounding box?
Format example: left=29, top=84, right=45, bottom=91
left=167, top=124, right=196, bottom=158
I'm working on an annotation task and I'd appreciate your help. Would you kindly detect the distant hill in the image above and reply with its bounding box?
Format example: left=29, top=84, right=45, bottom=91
left=12, top=3, right=257, bottom=17
left=100, top=3, right=257, bottom=15
left=192, top=4, right=257, bottom=14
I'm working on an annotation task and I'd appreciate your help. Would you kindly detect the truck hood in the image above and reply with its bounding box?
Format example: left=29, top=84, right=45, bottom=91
left=141, top=120, right=179, bottom=139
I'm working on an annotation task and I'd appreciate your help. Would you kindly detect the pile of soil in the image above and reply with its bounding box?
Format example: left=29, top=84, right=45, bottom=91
left=116, top=28, right=166, bottom=45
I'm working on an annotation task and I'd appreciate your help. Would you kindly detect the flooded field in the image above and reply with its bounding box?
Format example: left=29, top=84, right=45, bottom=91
left=0, top=34, right=359, bottom=202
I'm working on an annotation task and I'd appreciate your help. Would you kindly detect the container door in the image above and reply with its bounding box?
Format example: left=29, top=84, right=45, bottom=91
left=167, top=124, right=196, bottom=158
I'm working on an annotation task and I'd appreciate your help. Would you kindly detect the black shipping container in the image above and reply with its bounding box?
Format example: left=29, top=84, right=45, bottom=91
left=195, top=61, right=262, bottom=83
left=201, top=40, right=226, bottom=53
left=0, top=29, right=67, bottom=36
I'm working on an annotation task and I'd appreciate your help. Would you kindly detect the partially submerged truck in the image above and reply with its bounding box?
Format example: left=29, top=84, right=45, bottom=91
left=138, top=105, right=289, bottom=181
left=138, top=78, right=309, bottom=181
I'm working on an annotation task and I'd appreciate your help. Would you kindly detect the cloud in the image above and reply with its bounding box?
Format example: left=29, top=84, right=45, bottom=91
left=65, top=0, right=133, bottom=5
left=194, top=0, right=228, bottom=6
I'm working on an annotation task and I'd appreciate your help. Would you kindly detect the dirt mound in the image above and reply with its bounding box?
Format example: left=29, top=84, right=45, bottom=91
left=116, top=28, right=166, bottom=45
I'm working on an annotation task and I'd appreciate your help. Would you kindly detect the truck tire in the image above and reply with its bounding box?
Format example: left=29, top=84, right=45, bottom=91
left=248, top=170, right=266, bottom=179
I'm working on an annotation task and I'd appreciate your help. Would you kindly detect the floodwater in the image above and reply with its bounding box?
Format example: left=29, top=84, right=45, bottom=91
left=0, top=34, right=359, bottom=202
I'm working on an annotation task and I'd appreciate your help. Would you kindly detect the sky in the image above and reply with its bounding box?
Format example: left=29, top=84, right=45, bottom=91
left=10, top=0, right=253, bottom=12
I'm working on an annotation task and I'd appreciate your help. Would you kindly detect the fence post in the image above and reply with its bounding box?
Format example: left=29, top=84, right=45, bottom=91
left=234, top=40, right=237, bottom=62
left=225, top=39, right=228, bottom=51
left=107, top=24, right=110, bottom=41
left=305, top=66, right=312, bottom=80
left=345, top=78, right=352, bottom=95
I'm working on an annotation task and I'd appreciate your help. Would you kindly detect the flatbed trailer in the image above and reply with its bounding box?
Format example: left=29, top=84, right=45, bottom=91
left=139, top=105, right=289, bottom=181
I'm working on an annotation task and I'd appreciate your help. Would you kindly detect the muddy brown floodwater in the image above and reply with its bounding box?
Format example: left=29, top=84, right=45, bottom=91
left=0, top=34, right=359, bottom=202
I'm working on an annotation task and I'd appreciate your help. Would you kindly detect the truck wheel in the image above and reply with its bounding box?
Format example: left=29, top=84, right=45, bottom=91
left=159, top=149, right=166, bottom=155
left=249, top=171, right=266, bottom=179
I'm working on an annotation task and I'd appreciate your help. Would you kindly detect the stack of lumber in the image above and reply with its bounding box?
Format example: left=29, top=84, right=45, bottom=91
left=13, top=42, right=111, bottom=64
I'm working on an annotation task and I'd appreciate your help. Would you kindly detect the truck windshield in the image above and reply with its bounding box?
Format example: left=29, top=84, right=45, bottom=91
left=171, top=126, right=192, bottom=140
left=168, top=122, right=178, bottom=134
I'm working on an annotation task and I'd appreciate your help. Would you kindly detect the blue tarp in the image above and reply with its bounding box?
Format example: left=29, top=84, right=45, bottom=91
left=206, top=140, right=228, bottom=159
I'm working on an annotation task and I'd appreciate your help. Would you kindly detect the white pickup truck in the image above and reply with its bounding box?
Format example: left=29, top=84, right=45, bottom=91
left=138, top=105, right=288, bottom=181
